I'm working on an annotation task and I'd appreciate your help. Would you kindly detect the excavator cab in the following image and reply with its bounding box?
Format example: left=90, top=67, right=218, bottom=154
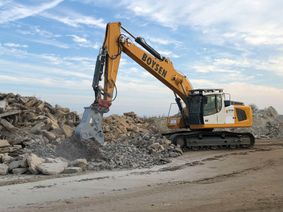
left=167, top=89, right=253, bottom=130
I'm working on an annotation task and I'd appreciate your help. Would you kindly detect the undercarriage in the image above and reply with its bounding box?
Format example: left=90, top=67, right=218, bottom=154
left=163, top=130, right=255, bottom=150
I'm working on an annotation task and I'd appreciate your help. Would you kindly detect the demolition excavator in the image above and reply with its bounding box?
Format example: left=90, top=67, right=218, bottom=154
left=75, top=22, right=254, bottom=149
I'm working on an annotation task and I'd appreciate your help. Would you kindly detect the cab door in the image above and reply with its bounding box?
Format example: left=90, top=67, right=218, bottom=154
left=203, top=94, right=225, bottom=124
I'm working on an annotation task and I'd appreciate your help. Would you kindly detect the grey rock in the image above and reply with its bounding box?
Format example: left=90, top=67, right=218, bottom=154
left=62, top=124, right=73, bottom=137
left=31, top=122, right=44, bottom=134
left=0, top=139, right=10, bottom=148
left=63, top=167, right=82, bottom=174
left=0, top=163, right=8, bottom=175
left=12, top=167, right=27, bottom=174
left=26, top=153, right=44, bottom=174
left=174, top=146, right=183, bottom=155
left=8, top=159, right=27, bottom=170
left=69, top=158, right=88, bottom=169
left=149, top=143, right=165, bottom=153
left=42, top=130, right=57, bottom=141
left=0, top=99, right=7, bottom=112
left=169, top=152, right=179, bottom=158
left=37, top=160, right=68, bottom=175
left=1, top=153, right=14, bottom=164
left=0, top=118, right=16, bottom=131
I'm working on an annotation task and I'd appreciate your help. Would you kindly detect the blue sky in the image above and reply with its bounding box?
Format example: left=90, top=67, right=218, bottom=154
left=1, top=0, right=283, bottom=115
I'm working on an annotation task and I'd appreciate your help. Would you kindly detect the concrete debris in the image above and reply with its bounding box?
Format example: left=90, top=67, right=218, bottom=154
left=0, top=139, right=10, bottom=148
left=63, top=167, right=82, bottom=174
left=26, top=153, right=45, bottom=174
left=0, top=164, right=8, bottom=175
left=8, top=159, right=27, bottom=171
left=37, top=159, right=68, bottom=175
left=69, top=158, right=88, bottom=170
left=0, top=153, right=14, bottom=164
left=0, top=93, right=80, bottom=158
left=0, top=99, right=7, bottom=112
left=12, top=167, right=28, bottom=175
left=0, top=92, right=282, bottom=175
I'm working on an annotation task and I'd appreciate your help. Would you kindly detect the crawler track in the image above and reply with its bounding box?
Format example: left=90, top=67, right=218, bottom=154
left=163, top=130, right=255, bottom=150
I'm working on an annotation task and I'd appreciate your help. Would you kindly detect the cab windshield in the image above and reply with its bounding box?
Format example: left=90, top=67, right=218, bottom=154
left=203, top=94, right=222, bottom=116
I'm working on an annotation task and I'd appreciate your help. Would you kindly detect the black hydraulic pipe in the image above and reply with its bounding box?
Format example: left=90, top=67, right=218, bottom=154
left=92, top=49, right=106, bottom=101
left=121, top=25, right=165, bottom=61
left=135, top=37, right=165, bottom=61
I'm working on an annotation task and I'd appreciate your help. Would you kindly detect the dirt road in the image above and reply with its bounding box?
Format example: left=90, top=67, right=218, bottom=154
left=1, top=139, right=283, bottom=212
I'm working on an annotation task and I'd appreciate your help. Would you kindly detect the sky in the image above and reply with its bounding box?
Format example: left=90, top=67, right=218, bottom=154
left=0, top=0, right=283, bottom=116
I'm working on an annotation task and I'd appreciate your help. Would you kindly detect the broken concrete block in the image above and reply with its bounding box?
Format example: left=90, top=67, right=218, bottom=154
left=46, top=114, right=60, bottom=130
left=0, top=163, right=8, bottom=175
left=0, top=99, right=7, bottom=112
left=0, top=139, right=10, bottom=148
left=0, top=145, right=22, bottom=154
left=149, top=142, right=165, bottom=153
left=42, top=130, right=57, bottom=141
left=37, top=160, right=68, bottom=175
left=63, top=167, right=82, bottom=174
left=69, top=158, right=88, bottom=169
left=26, top=153, right=44, bottom=174
left=8, top=159, right=27, bottom=170
left=1, top=153, right=14, bottom=164
left=12, top=167, right=27, bottom=175
left=174, top=146, right=183, bottom=155
left=44, top=157, right=56, bottom=163
left=30, top=122, right=45, bottom=134
left=62, top=124, right=73, bottom=137
left=0, top=118, right=16, bottom=131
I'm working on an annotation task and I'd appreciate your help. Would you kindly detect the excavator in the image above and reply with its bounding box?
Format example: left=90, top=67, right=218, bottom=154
left=75, top=22, right=254, bottom=149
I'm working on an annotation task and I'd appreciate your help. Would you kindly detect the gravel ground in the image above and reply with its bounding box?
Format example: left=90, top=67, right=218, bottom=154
left=1, top=139, right=283, bottom=212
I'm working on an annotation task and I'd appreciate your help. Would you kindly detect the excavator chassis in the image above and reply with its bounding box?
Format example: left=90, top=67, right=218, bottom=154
left=163, top=130, right=255, bottom=150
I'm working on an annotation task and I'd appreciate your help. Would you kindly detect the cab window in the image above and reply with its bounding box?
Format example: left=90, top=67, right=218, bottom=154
left=203, top=94, right=222, bottom=116
left=216, top=95, right=222, bottom=112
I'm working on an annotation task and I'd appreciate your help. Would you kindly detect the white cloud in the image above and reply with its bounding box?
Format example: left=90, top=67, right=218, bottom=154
left=0, top=59, right=91, bottom=79
left=159, top=50, right=179, bottom=58
left=3, top=42, right=28, bottom=48
left=191, top=57, right=250, bottom=74
left=118, top=0, right=283, bottom=46
left=70, top=35, right=88, bottom=44
left=69, top=35, right=100, bottom=49
left=0, top=0, right=63, bottom=24
left=0, top=42, right=95, bottom=71
left=16, top=25, right=69, bottom=49
left=0, top=42, right=27, bottom=56
left=254, top=56, right=283, bottom=77
left=148, top=37, right=182, bottom=46
left=30, top=38, right=70, bottom=49
left=0, top=74, right=91, bottom=90
left=41, top=10, right=106, bottom=29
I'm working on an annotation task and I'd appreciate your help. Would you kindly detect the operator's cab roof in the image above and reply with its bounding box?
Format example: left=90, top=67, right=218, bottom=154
left=190, top=89, right=223, bottom=95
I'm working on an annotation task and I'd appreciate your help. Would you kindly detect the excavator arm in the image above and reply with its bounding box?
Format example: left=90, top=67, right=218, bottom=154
left=75, top=22, right=192, bottom=143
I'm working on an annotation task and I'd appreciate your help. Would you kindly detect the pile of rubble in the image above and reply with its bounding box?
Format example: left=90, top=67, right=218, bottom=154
left=2, top=92, right=282, bottom=176
left=55, top=133, right=182, bottom=171
left=0, top=93, right=79, bottom=156
left=250, top=106, right=283, bottom=139
left=0, top=153, right=88, bottom=175
left=0, top=93, right=182, bottom=175
left=54, top=112, right=183, bottom=171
